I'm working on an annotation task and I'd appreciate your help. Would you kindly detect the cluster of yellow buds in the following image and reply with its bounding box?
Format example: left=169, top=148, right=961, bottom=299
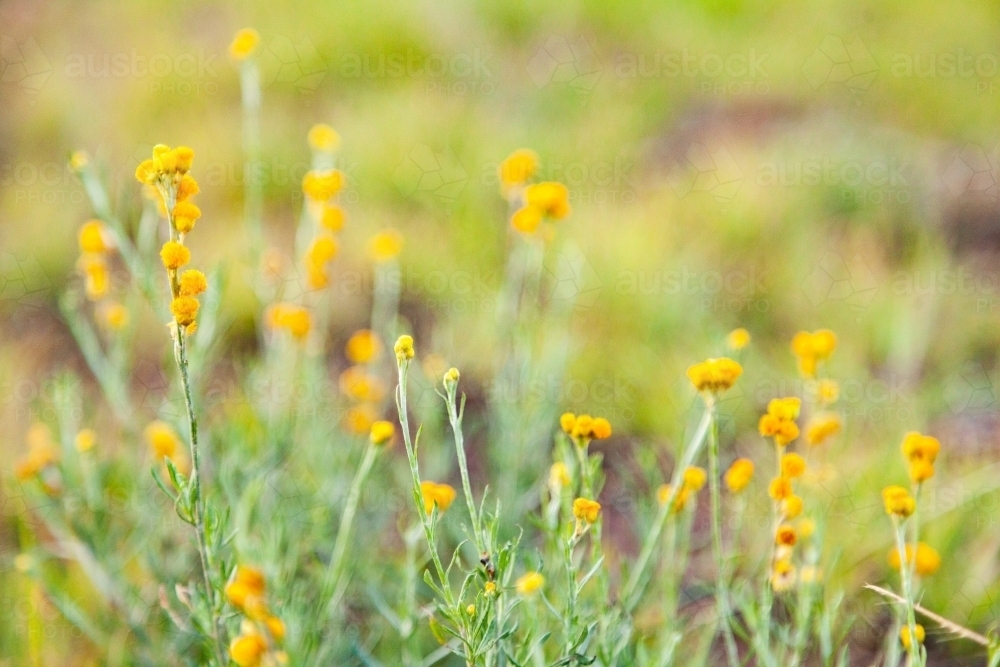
left=498, top=149, right=571, bottom=235
left=768, top=452, right=806, bottom=517
left=76, top=220, right=129, bottom=330
left=136, top=145, right=207, bottom=336
left=901, top=431, right=940, bottom=484
left=339, top=330, right=385, bottom=434
left=657, top=466, right=707, bottom=513
left=791, top=329, right=837, bottom=378
left=758, top=397, right=801, bottom=447
left=264, top=303, right=312, bottom=341
left=559, top=412, right=612, bottom=447
left=420, top=481, right=457, bottom=515
left=572, top=497, right=601, bottom=535
left=686, top=357, right=743, bottom=397
left=14, top=424, right=61, bottom=489
left=723, top=457, right=754, bottom=493
left=144, top=420, right=190, bottom=475
left=888, top=541, right=940, bottom=577
left=225, top=566, right=287, bottom=666
left=803, top=376, right=841, bottom=446
left=301, top=124, right=347, bottom=289
left=882, top=485, right=916, bottom=518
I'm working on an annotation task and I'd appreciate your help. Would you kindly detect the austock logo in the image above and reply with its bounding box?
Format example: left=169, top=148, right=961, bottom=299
left=940, top=142, right=1000, bottom=203
left=666, top=141, right=743, bottom=203
left=259, top=35, right=327, bottom=94
left=527, top=36, right=602, bottom=96
left=802, top=35, right=877, bottom=96
left=392, top=144, right=468, bottom=208
left=1, top=35, right=51, bottom=99
left=802, top=251, right=878, bottom=311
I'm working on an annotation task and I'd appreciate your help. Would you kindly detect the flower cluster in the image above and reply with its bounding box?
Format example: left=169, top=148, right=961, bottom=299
left=758, top=397, right=801, bottom=447
left=225, top=566, right=287, bottom=666
left=686, top=357, right=743, bottom=397
left=657, top=465, right=707, bottom=513
left=572, top=497, right=602, bottom=535
left=264, top=303, right=312, bottom=341
left=498, top=149, right=571, bottom=235
left=791, top=329, right=837, bottom=378
left=901, top=431, right=940, bottom=483
left=339, top=330, right=386, bottom=434
left=724, top=457, right=754, bottom=493
left=76, top=220, right=130, bottom=331
left=559, top=412, right=613, bottom=447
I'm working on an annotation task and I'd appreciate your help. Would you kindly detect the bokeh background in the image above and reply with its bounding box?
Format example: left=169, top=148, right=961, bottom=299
left=4, top=0, right=1000, bottom=663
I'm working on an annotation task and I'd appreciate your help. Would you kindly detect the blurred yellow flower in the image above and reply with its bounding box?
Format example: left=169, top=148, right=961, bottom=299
left=572, top=497, right=602, bottom=524
left=515, top=571, right=545, bottom=596
left=229, top=28, right=260, bottom=61
left=888, top=541, right=940, bottom=576
left=768, top=476, right=793, bottom=501
left=308, top=123, right=341, bottom=153
left=499, top=148, right=538, bottom=191
left=901, top=431, right=940, bottom=464
left=781, top=494, right=803, bottom=519
left=771, top=558, right=796, bottom=592
left=266, top=303, right=312, bottom=340
left=173, top=201, right=201, bottom=234
left=343, top=404, right=377, bottom=434
left=724, top=458, right=754, bottom=493
left=421, top=481, right=456, bottom=514
left=524, top=182, right=571, bottom=219
left=369, top=420, right=395, bottom=446
left=75, top=428, right=97, bottom=453
left=791, top=329, right=837, bottom=378
left=394, top=334, right=415, bottom=362
left=78, top=220, right=109, bottom=254
left=369, top=228, right=403, bottom=262
left=775, top=523, right=798, bottom=546
left=882, top=485, right=915, bottom=518
left=170, top=296, right=200, bottom=327
left=900, top=624, right=925, bottom=649
left=806, top=413, right=841, bottom=446
left=549, top=462, right=571, bottom=489
left=780, top=452, right=806, bottom=478
left=682, top=466, right=707, bottom=492
left=321, top=204, right=346, bottom=231
left=511, top=205, right=543, bottom=234
left=302, top=169, right=344, bottom=202
left=726, top=327, right=751, bottom=350
left=98, top=300, right=129, bottom=330
left=229, top=630, right=267, bottom=667
left=345, top=329, right=381, bottom=364
left=686, top=357, right=743, bottom=395
left=160, top=241, right=190, bottom=271
left=179, top=269, right=208, bottom=297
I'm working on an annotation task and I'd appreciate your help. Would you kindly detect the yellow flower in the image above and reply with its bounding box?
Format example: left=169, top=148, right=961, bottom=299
left=308, top=123, right=341, bottom=153
left=816, top=379, right=839, bottom=405
left=179, top=270, right=208, bottom=297
left=421, top=481, right=457, bottom=515
left=591, top=417, right=612, bottom=439
left=160, top=241, right=190, bottom=271
left=775, top=523, right=798, bottom=546
left=499, top=149, right=538, bottom=191
left=339, top=367, right=386, bottom=403
left=265, top=615, right=286, bottom=642
left=176, top=174, right=200, bottom=201
left=682, top=466, right=707, bottom=492
left=266, top=303, right=312, bottom=339
left=344, top=404, right=376, bottom=434
left=144, top=421, right=188, bottom=472
left=768, top=476, right=793, bottom=501
left=781, top=494, right=804, bottom=519
left=78, top=220, right=109, bottom=253
left=302, top=169, right=345, bottom=201
left=909, top=459, right=935, bottom=483
left=443, top=367, right=460, bottom=387
left=790, top=329, right=837, bottom=378
left=882, top=485, right=915, bottom=518
left=484, top=581, right=497, bottom=596
left=172, top=201, right=201, bottom=234
left=79, top=256, right=109, bottom=300
left=770, top=558, right=796, bottom=592
left=229, top=631, right=267, bottom=667
left=14, top=424, right=60, bottom=480
left=394, top=334, right=415, bottom=362
left=766, top=397, right=801, bottom=421
left=98, top=301, right=130, bottom=330
left=559, top=412, right=577, bottom=434
left=515, top=571, right=545, bottom=596
left=549, top=462, right=571, bottom=489
left=229, top=28, right=260, bottom=61
left=686, top=357, right=743, bottom=395
left=572, top=498, right=602, bottom=524
left=511, top=205, right=543, bottom=234
left=345, top=329, right=381, bottom=364
left=888, top=542, right=941, bottom=577
left=69, top=150, right=89, bottom=171
left=225, top=566, right=267, bottom=609
left=900, top=624, right=925, bottom=649
left=171, top=296, right=200, bottom=327
left=75, top=428, right=97, bottom=453
left=780, top=452, right=806, bottom=479
left=724, top=458, right=754, bottom=493
left=524, top=182, right=571, bottom=219
left=806, top=413, right=841, bottom=446
left=726, top=328, right=751, bottom=350
left=321, top=204, right=346, bottom=231
left=758, top=413, right=800, bottom=447
left=369, top=228, right=403, bottom=262
left=901, top=432, right=941, bottom=464
left=369, top=420, right=395, bottom=446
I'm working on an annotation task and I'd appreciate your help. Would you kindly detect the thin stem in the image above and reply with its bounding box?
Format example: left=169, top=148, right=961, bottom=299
left=707, top=407, right=740, bottom=667
left=444, top=385, right=482, bottom=552
left=322, top=442, right=379, bottom=617
left=864, top=584, right=989, bottom=646
left=894, top=521, right=923, bottom=667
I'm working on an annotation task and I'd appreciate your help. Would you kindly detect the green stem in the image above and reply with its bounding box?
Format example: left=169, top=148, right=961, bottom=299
left=894, top=521, right=922, bottom=667
left=444, top=384, right=483, bottom=552
left=707, top=408, right=740, bottom=667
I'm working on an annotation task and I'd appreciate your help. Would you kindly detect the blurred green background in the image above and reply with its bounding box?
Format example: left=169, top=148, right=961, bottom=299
left=4, top=0, right=1000, bottom=662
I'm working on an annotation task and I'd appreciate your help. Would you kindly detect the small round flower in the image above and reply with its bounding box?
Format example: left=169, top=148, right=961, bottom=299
left=768, top=476, right=793, bottom=501
left=345, top=329, right=381, bottom=364
left=682, top=466, right=707, bottom=492
left=572, top=414, right=594, bottom=440
left=145, top=421, right=182, bottom=462
left=339, top=367, right=386, bottom=403
left=229, top=28, right=260, bottom=61
left=767, top=397, right=802, bottom=421
left=308, top=234, right=339, bottom=263
left=78, top=220, right=109, bottom=253
left=229, top=631, right=267, bottom=667
left=686, top=357, right=743, bottom=395
left=369, top=420, right=395, bottom=446
left=771, top=558, right=797, bottom=592
left=466, top=604, right=476, bottom=616
left=781, top=494, right=804, bottom=519
left=75, top=428, right=97, bottom=453
left=265, top=615, right=286, bottom=642
left=302, top=169, right=345, bottom=201
left=902, top=432, right=941, bottom=464
left=344, top=404, right=376, bottom=434
left=369, top=228, right=403, bottom=262
left=266, top=303, right=312, bottom=339
left=780, top=453, right=807, bottom=479
left=909, top=459, right=935, bottom=483
left=421, top=481, right=456, bottom=515
left=308, top=123, right=341, bottom=153
left=179, top=269, right=208, bottom=297
left=171, top=296, right=200, bottom=327
left=888, top=542, right=941, bottom=577
left=775, top=523, right=798, bottom=546
left=797, top=518, right=816, bottom=539
left=176, top=174, right=200, bottom=201
left=321, top=204, right=346, bottom=231
left=172, top=201, right=202, bottom=234
left=524, top=182, right=571, bottom=219
left=549, top=462, right=571, bottom=489
left=160, top=241, right=191, bottom=271
left=724, top=458, right=754, bottom=493
left=484, top=581, right=497, bottom=596
left=806, top=413, right=841, bottom=446
left=69, top=151, right=89, bottom=171
left=590, top=417, right=612, bottom=439
left=559, top=412, right=577, bottom=434
left=394, top=334, right=415, bottom=362
left=443, top=367, right=460, bottom=388
left=499, top=149, right=538, bottom=191
left=511, top=205, right=543, bottom=234
left=899, top=624, right=925, bottom=649
left=98, top=301, right=129, bottom=330
left=791, top=329, right=837, bottom=378
left=515, top=571, right=545, bottom=596
left=572, top=498, right=602, bottom=524
left=726, top=328, right=751, bottom=350
left=816, top=379, right=839, bottom=405
left=882, top=485, right=915, bottom=518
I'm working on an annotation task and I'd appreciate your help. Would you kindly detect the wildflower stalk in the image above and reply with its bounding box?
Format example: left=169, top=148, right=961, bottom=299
left=893, top=520, right=923, bottom=667
left=322, top=441, right=380, bottom=617
left=443, top=376, right=483, bottom=552
left=706, top=408, right=740, bottom=667
left=238, top=54, right=264, bottom=260
left=621, top=403, right=714, bottom=611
